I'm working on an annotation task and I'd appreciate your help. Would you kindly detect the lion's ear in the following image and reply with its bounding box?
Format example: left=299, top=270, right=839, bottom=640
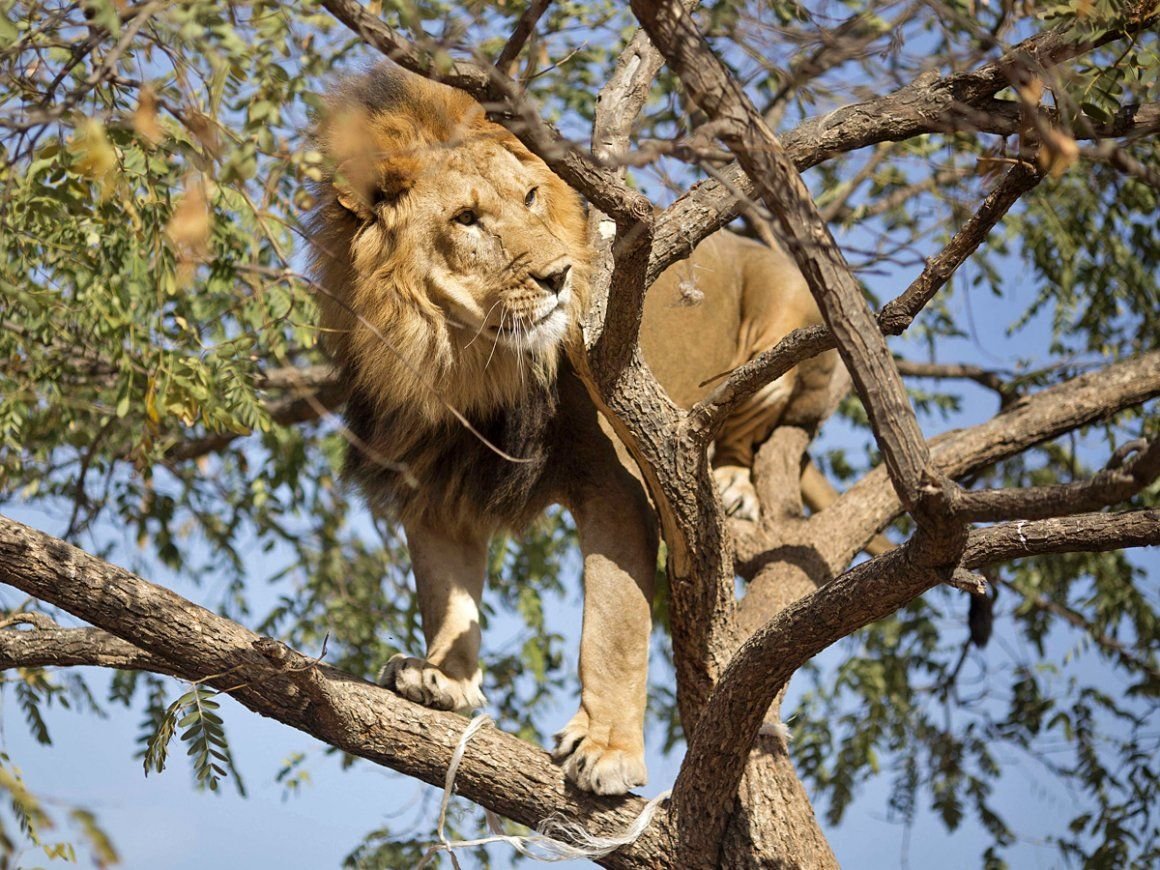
left=324, top=106, right=419, bottom=221
left=332, top=152, right=419, bottom=221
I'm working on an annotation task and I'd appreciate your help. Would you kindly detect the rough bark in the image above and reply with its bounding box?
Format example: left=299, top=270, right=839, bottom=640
left=0, top=514, right=675, bottom=869
left=4, top=4, right=1159, bottom=869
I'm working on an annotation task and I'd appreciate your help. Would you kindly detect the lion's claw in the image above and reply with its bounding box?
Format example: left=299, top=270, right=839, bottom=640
left=378, top=654, right=486, bottom=713
left=552, top=710, right=647, bottom=796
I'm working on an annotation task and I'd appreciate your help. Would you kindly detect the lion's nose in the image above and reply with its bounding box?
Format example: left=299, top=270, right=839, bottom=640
left=532, top=263, right=571, bottom=295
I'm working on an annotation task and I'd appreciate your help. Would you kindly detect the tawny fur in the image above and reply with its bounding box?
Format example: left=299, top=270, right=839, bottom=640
left=310, top=63, right=864, bottom=795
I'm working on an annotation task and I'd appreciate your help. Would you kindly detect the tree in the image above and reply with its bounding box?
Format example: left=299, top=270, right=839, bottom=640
left=1, top=0, right=1158, bottom=866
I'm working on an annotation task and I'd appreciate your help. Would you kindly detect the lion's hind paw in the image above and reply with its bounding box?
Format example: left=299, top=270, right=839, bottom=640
left=378, top=654, right=486, bottom=713
left=713, top=464, right=760, bottom=522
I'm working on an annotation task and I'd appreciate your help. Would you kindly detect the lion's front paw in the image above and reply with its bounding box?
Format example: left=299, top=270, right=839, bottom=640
left=378, top=654, right=486, bottom=712
left=714, top=464, right=759, bottom=522
left=552, top=710, right=647, bottom=796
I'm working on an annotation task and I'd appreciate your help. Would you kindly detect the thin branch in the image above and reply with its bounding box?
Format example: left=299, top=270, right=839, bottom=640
left=163, top=374, right=350, bottom=462
left=0, top=514, right=674, bottom=869
left=894, top=359, right=1013, bottom=401
left=318, top=0, right=651, bottom=226
left=991, top=573, right=1160, bottom=682
left=816, top=143, right=901, bottom=223
left=950, top=439, right=1160, bottom=522
left=645, top=20, right=1158, bottom=286
left=494, top=0, right=552, bottom=74
left=690, top=163, right=1042, bottom=436
left=826, top=167, right=968, bottom=224
left=763, top=7, right=906, bottom=125
left=1082, top=140, right=1160, bottom=190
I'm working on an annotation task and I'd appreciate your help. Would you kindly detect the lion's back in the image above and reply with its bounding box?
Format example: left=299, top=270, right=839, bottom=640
left=640, top=230, right=829, bottom=410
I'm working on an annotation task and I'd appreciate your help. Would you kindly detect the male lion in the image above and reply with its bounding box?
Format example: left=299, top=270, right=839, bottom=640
left=310, top=64, right=846, bottom=796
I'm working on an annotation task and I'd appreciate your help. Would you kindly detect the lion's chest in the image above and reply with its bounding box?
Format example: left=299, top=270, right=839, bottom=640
left=342, top=376, right=564, bottom=533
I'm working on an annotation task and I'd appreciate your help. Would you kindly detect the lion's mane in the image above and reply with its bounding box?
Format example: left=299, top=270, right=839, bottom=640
left=309, top=65, right=590, bottom=534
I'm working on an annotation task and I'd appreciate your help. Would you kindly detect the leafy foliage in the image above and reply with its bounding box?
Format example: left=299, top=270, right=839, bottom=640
left=0, top=752, right=119, bottom=867
left=142, top=684, right=246, bottom=796
left=0, top=0, right=1156, bottom=866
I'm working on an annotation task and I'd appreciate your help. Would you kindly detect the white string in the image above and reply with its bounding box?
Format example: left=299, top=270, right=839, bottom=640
left=415, top=714, right=671, bottom=867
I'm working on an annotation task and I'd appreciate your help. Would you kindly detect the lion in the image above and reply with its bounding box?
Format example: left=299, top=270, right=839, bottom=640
left=310, top=63, right=864, bottom=796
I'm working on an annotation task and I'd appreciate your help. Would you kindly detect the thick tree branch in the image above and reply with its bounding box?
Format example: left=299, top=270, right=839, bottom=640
left=0, top=515, right=674, bottom=869
left=636, top=0, right=947, bottom=527
left=972, top=99, right=1160, bottom=143
left=813, top=351, right=1160, bottom=573
left=632, top=2, right=976, bottom=861
left=0, top=622, right=184, bottom=677
left=675, top=538, right=946, bottom=865
left=691, top=163, right=1042, bottom=441
left=961, top=509, right=1160, bottom=569
left=683, top=504, right=1160, bottom=866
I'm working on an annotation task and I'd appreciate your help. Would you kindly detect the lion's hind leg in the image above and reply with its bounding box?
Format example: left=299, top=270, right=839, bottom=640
left=379, top=520, right=489, bottom=713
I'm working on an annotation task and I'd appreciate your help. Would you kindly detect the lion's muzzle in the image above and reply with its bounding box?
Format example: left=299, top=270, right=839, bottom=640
left=532, top=262, right=571, bottom=296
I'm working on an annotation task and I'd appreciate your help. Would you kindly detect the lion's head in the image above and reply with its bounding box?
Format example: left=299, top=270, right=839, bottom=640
left=310, top=64, right=589, bottom=423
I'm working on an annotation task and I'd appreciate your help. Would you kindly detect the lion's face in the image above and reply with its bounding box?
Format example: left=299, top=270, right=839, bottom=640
left=311, top=68, right=588, bottom=420
left=394, top=136, right=578, bottom=357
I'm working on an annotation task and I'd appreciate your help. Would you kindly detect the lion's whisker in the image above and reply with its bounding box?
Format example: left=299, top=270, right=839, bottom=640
left=484, top=310, right=504, bottom=370
left=464, top=298, right=502, bottom=350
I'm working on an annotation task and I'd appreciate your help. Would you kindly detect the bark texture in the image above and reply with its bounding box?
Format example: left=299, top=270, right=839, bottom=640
left=3, top=3, right=1159, bottom=869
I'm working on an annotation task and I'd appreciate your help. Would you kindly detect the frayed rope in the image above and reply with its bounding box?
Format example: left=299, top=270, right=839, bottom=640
left=415, top=714, right=670, bottom=868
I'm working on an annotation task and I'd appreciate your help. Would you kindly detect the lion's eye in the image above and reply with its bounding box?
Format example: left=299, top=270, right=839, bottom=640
left=453, top=209, right=478, bottom=226
left=524, top=187, right=538, bottom=207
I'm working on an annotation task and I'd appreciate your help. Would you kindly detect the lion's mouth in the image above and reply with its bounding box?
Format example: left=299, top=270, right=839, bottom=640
left=488, top=305, right=559, bottom=335
left=480, top=300, right=567, bottom=353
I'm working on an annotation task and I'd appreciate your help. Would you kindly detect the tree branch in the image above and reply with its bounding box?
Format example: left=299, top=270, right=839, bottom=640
left=894, top=359, right=1015, bottom=403
left=318, top=0, right=651, bottom=226
left=950, top=439, right=1160, bottom=522
left=0, top=514, right=675, bottom=869
left=813, top=351, right=1160, bottom=573
left=690, top=163, right=1042, bottom=440
left=0, top=622, right=184, bottom=677
left=961, top=509, right=1160, bottom=569
left=494, top=0, right=552, bottom=74
left=645, top=18, right=1157, bottom=286
left=635, top=0, right=944, bottom=530
left=990, top=571, right=1160, bottom=682
left=163, top=370, right=349, bottom=462
left=681, top=503, right=1160, bottom=865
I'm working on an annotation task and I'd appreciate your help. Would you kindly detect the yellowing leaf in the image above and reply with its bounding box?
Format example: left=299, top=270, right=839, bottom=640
left=144, top=378, right=160, bottom=425
left=132, top=86, right=165, bottom=146
left=166, top=178, right=211, bottom=261
left=1039, top=128, right=1080, bottom=178
left=70, top=119, right=118, bottom=199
